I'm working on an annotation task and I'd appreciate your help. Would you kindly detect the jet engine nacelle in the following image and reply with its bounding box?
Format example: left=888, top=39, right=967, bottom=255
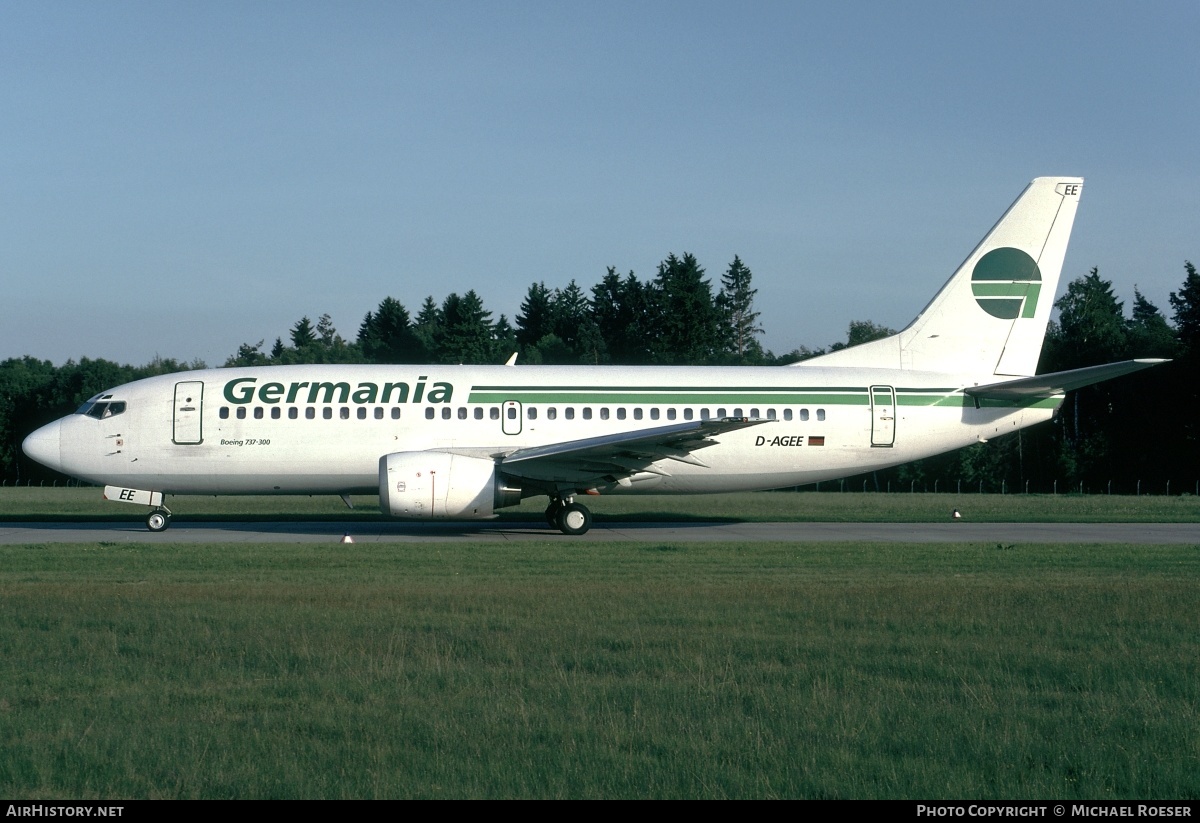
left=379, top=452, right=521, bottom=519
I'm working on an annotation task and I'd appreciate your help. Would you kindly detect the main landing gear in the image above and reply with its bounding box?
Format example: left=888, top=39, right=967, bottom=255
left=146, top=507, right=172, bottom=532
left=545, top=497, right=592, bottom=536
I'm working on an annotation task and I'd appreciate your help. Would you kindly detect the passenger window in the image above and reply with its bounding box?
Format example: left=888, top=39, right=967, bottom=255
left=800, top=409, right=810, bottom=421
left=527, top=407, right=537, bottom=420
left=358, top=408, right=367, bottom=420
left=306, top=408, right=315, bottom=419
left=733, top=408, right=744, bottom=418
left=236, top=408, right=246, bottom=420
left=254, top=407, right=264, bottom=419
left=375, top=408, right=384, bottom=420
left=391, top=408, right=401, bottom=420
left=490, top=407, right=500, bottom=420
left=289, top=407, right=298, bottom=419
left=684, top=409, right=693, bottom=420
left=750, top=408, right=760, bottom=418
left=783, top=409, right=792, bottom=421
left=767, top=409, right=777, bottom=420
left=701, top=409, right=711, bottom=420
left=817, top=409, right=826, bottom=421
left=717, top=408, right=726, bottom=418
left=548, top=407, right=557, bottom=420
left=272, top=408, right=281, bottom=420
left=339, top=408, right=349, bottom=420
left=650, top=408, right=660, bottom=420
left=323, top=408, right=333, bottom=420
left=582, top=408, right=592, bottom=420
left=425, top=408, right=435, bottom=420
left=667, top=409, right=676, bottom=420
left=617, top=408, right=626, bottom=420
left=634, top=408, right=643, bottom=420
left=458, top=407, right=468, bottom=420
left=220, top=407, right=229, bottom=420
left=474, top=408, right=483, bottom=420
left=565, top=408, right=575, bottom=420
left=600, top=408, right=609, bottom=420
left=442, top=407, right=451, bottom=419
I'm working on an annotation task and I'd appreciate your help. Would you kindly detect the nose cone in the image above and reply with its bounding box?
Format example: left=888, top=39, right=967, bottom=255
left=22, top=419, right=63, bottom=471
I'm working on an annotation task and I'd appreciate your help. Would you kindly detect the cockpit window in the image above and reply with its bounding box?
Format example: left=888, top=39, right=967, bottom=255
left=75, top=400, right=128, bottom=420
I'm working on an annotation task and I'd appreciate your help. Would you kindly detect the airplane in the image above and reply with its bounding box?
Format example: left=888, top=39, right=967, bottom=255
left=22, top=177, right=1166, bottom=535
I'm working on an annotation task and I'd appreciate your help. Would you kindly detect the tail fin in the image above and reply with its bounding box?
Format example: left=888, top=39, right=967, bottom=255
left=800, top=177, right=1083, bottom=376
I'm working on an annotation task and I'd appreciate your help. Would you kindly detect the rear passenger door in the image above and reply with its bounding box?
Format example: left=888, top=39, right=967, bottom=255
left=869, top=385, right=895, bottom=447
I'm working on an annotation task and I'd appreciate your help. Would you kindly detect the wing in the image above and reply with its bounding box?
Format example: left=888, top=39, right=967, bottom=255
left=499, top=417, right=769, bottom=487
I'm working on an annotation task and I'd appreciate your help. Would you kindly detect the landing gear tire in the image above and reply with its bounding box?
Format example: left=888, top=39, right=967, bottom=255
left=556, top=502, right=592, bottom=536
left=146, top=510, right=171, bottom=532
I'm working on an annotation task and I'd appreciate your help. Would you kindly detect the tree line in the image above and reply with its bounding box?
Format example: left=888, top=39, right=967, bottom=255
left=223, top=254, right=779, bottom=369
left=2, top=256, right=1197, bottom=494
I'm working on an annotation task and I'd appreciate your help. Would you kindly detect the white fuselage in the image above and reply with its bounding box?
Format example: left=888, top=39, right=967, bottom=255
left=31, top=363, right=1060, bottom=497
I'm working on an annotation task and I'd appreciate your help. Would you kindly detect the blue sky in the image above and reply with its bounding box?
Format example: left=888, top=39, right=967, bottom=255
left=3, top=1, right=1197, bottom=366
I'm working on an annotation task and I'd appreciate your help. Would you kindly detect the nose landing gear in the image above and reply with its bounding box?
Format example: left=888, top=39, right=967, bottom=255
left=146, top=508, right=172, bottom=532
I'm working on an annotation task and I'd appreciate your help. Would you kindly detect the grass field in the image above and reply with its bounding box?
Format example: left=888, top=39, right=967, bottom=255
left=3, top=486, right=1200, bottom=522
left=1, top=539, right=1197, bottom=799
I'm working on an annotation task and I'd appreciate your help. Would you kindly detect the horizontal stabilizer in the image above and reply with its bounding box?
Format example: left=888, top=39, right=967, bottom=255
left=965, top=359, right=1169, bottom=399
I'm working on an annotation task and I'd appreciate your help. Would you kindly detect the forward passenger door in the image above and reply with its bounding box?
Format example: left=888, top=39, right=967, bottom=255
left=173, top=381, right=204, bottom=445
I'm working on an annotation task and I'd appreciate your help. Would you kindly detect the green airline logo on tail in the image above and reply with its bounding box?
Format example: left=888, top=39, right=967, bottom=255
left=970, top=247, right=1042, bottom=319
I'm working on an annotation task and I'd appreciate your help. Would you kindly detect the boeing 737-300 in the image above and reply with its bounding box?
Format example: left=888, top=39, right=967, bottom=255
left=21, top=177, right=1166, bottom=534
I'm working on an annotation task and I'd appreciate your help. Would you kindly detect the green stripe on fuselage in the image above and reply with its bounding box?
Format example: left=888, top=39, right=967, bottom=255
left=467, top=384, right=1062, bottom=411
left=467, top=386, right=872, bottom=405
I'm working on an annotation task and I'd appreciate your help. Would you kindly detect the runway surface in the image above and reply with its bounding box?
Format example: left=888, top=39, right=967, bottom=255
left=1, top=520, right=1197, bottom=544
